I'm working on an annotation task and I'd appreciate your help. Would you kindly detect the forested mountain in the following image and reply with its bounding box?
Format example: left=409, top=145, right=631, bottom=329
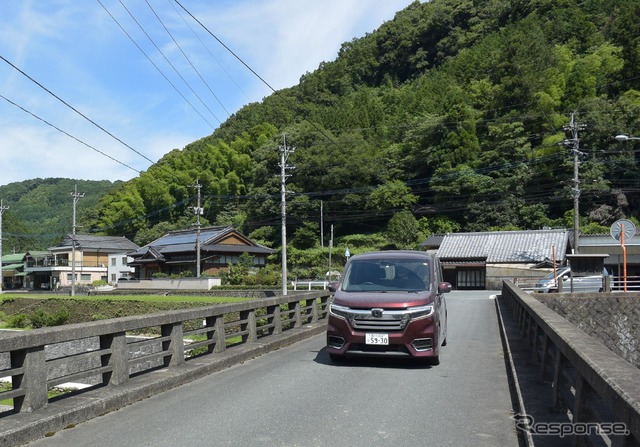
left=5, top=0, right=640, bottom=254
left=0, top=178, right=120, bottom=252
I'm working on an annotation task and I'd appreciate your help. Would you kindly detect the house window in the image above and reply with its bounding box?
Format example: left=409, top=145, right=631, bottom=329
left=456, top=269, right=486, bottom=289
left=81, top=274, right=91, bottom=281
left=111, top=258, right=117, bottom=266
left=122, top=256, right=128, bottom=265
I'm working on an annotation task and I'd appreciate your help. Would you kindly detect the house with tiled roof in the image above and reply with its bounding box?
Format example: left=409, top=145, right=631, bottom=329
left=24, top=235, right=139, bottom=290
left=435, top=229, right=571, bottom=289
left=127, top=226, right=276, bottom=279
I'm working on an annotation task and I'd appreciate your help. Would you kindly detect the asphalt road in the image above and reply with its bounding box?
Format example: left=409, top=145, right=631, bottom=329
left=26, top=291, right=519, bottom=447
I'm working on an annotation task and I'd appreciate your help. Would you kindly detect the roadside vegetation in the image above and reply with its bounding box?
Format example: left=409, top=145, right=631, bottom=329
left=0, top=294, right=249, bottom=330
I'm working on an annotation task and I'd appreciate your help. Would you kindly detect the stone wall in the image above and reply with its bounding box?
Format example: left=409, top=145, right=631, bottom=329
left=535, top=293, right=640, bottom=368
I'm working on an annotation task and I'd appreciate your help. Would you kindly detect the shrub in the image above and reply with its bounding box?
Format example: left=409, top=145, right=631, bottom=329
left=6, top=314, right=29, bottom=328
left=30, top=309, right=70, bottom=328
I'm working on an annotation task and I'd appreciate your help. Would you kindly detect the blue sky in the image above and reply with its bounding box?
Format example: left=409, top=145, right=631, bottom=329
left=0, top=0, right=416, bottom=186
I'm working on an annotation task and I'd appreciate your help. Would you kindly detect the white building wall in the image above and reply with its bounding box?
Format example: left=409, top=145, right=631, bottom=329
left=108, top=253, right=135, bottom=285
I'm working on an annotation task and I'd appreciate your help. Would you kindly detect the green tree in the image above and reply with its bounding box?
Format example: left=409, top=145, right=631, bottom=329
left=387, top=210, right=420, bottom=249
left=367, top=180, right=418, bottom=211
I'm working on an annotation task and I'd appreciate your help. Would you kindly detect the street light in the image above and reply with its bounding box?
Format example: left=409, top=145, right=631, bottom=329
left=614, top=134, right=640, bottom=142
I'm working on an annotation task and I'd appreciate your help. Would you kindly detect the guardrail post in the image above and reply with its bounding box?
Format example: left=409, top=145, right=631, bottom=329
left=12, top=347, right=47, bottom=413
left=211, top=316, right=226, bottom=353
left=240, top=310, right=257, bottom=343
left=309, top=298, right=319, bottom=322
left=100, top=332, right=128, bottom=386
left=161, top=322, right=184, bottom=367
left=552, top=349, right=566, bottom=411
left=269, top=305, right=282, bottom=335
left=539, top=333, right=549, bottom=381
left=289, top=301, right=302, bottom=328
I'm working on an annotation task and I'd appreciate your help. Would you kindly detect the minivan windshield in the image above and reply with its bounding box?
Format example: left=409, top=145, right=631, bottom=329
left=341, top=259, right=430, bottom=292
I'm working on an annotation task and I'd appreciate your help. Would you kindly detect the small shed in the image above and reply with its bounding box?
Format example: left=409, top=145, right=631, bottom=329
left=565, top=254, right=609, bottom=276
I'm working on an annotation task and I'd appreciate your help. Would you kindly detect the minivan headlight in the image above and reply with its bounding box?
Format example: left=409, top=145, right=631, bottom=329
left=408, top=304, right=435, bottom=319
left=329, top=303, right=351, bottom=319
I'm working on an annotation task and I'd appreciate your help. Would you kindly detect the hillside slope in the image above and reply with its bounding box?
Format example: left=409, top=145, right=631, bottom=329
left=5, top=0, right=640, bottom=251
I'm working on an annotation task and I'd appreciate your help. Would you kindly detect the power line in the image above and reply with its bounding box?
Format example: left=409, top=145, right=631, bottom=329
left=173, top=0, right=339, bottom=147
left=0, top=93, right=141, bottom=175
left=106, top=0, right=220, bottom=127
left=0, top=54, right=157, bottom=167
left=145, top=0, right=231, bottom=117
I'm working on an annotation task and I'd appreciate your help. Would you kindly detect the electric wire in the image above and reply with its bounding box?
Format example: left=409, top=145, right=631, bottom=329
left=145, top=0, right=231, bottom=117
left=0, top=53, right=157, bottom=167
left=172, top=0, right=339, bottom=146
left=0, top=93, right=141, bottom=175
left=112, top=0, right=221, bottom=127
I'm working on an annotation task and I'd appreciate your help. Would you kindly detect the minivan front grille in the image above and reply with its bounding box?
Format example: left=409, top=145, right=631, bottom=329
left=348, top=309, right=410, bottom=331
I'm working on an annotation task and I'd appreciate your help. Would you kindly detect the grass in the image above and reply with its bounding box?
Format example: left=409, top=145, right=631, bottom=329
left=1, top=293, right=250, bottom=304
left=0, top=382, right=75, bottom=408
left=0, top=293, right=254, bottom=329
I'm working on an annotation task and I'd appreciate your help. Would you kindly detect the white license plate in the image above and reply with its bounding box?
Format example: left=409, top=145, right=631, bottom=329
left=365, top=333, right=389, bottom=345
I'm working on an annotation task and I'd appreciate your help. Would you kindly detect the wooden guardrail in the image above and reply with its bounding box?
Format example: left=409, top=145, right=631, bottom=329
left=500, top=280, right=640, bottom=446
left=0, top=291, right=330, bottom=415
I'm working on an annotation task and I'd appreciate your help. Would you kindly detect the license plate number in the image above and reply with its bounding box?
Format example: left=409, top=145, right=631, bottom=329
left=366, top=333, right=389, bottom=345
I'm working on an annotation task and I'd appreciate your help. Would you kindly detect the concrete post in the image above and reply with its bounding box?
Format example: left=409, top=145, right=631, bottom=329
left=101, top=332, right=129, bottom=386
left=12, top=347, right=48, bottom=413
left=213, top=316, right=226, bottom=353
left=268, top=305, right=282, bottom=335
left=162, top=322, right=184, bottom=368
left=290, top=301, right=302, bottom=328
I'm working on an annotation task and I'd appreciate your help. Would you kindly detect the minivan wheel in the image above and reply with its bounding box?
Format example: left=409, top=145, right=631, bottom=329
left=428, top=355, right=440, bottom=366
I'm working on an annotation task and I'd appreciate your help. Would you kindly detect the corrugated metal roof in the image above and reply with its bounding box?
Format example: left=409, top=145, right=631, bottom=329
left=437, top=229, right=569, bottom=263
left=579, top=234, right=640, bottom=246
left=1, top=253, right=25, bottom=263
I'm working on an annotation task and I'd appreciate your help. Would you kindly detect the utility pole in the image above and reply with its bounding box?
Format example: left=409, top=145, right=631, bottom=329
left=0, top=200, right=9, bottom=294
left=190, top=180, right=203, bottom=278
left=328, top=224, right=333, bottom=281
left=279, top=134, right=295, bottom=295
left=561, top=112, right=587, bottom=254
left=320, top=200, right=324, bottom=248
left=71, top=185, right=84, bottom=296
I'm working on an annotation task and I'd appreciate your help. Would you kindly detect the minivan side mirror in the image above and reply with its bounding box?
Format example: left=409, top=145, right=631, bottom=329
left=438, top=282, right=452, bottom=294
left=328, top=281, right=340, bottom=293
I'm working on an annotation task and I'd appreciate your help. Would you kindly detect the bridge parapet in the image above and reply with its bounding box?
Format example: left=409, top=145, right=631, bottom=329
left=501, top=281, right=640, bottom=446
left=0, top=291, right=330, bottom=445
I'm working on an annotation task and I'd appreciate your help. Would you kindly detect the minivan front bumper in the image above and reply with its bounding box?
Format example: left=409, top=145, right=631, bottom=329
left=326, top=313, right=440, bottom=359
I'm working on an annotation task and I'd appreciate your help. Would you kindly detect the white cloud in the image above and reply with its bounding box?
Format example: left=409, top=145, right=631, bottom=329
left=0, top=0, right=415, bottom=186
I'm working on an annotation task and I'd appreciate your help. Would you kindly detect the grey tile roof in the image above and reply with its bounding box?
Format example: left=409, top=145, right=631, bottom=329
left=129, top=226, right=276, bottom=258
left=437, top=229, right=570, bottom=263
left=420, top=234, right=444, bottom=248
left=52, top=235, right=139, bottom=252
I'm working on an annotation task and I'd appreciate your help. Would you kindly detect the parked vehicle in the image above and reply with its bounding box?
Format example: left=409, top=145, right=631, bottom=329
left=532, top=266, right=608, bottom=293
left=326, top=250, right=451, bottom=365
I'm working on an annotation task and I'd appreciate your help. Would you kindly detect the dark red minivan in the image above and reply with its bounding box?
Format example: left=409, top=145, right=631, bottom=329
left=326, top=250, right=451, bottom=364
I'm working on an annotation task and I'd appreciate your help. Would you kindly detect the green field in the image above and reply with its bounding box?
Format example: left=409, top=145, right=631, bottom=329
left=0, top=293, right=251, bottom=329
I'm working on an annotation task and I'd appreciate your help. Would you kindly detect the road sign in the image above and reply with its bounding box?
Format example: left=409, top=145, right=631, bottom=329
left=610, top=219, right=636, bottom=242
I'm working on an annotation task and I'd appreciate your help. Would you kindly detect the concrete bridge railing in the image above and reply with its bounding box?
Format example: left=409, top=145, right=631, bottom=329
left=500, top=281, right=640, bottom=447
left=0, top=291, right=330, bottom=425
